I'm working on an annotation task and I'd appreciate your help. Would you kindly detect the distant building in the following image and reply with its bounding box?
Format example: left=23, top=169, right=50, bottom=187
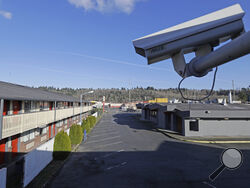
left=169, top=98, right=181, bottom=104
left=148, top=98, right=168, bottom=103
left=110, top=103, right=123, bottom=108
left=141, top=103, right=250, bottom=137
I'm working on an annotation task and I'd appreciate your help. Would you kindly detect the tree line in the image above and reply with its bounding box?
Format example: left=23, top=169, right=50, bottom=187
left=37, top=86, right=250, bottom=103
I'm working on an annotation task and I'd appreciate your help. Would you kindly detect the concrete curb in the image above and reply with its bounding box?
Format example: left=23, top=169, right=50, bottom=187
left=156, top=128, right=250, bottom=144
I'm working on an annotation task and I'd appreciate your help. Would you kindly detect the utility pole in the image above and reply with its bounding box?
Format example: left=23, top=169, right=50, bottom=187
left=128, top=80, right=132, bottom=104
left=129, top=89, right=131, bottom=103
left=232, top=80, right=235, bottom=101
left=103, top=96, right=105, bottom=113
left=80, top=91, right=94, bottom=124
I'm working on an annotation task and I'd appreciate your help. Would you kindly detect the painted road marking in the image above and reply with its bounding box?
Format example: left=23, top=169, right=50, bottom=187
left=106, top=162, right=127, bottom=171
left=95, top=141, right=123, bottom=149
left=87, top=136, right=121, bottom=144
left=91, top=131, right=119, bottom=135
left=91, top=132, right=119, bottom=138
left=94, top=125, right=116, bottom=128
left=92, top=127, right=117, bottom=132
left=202, top=181, right=216, bottom=188
left=94, top=150, right=124, bottom=160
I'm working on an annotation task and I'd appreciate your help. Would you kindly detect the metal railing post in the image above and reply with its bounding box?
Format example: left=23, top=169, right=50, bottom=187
left=0, top=99, right=4, bottom=140
left=80, top=95, right=83, bottom=125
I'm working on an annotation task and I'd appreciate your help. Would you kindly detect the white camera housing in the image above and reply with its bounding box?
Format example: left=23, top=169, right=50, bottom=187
left=133, top=4, right=247, bottom=77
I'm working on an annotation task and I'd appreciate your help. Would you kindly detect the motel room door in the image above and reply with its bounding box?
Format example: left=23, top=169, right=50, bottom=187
left=0, top=139, right=6, bottom=164
left=176, top=116, right=183, bottom=134
left=165, top=112, right=171, bottom=130
left=49, top=125, right=52, bottom=139
left=3, top=100, right=10, bottom=116
left=49, top=102, right=53, bottom=110
left=11, top=135, right=19, bottom=157
left=13, top=101, right=21, bottom=115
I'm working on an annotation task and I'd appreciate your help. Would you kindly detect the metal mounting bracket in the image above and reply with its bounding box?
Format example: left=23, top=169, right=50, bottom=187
left=171, top=51, right=186, bottom=78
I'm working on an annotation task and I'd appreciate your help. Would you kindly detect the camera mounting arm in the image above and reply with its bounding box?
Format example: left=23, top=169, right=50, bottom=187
left=185, top=31, right=250, bottom=78
left=172, top=44, right=213, bottom=78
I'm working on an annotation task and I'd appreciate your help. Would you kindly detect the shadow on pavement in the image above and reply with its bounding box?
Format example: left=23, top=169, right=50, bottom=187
left=1, top=140, right=250, bottom=187
left=112, top=112, right=157, bottom=131
left=47, top=140, right=250, bottom=188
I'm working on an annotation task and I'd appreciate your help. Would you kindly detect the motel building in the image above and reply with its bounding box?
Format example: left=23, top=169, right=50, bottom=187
left=0, top=81, right=92, bottom=187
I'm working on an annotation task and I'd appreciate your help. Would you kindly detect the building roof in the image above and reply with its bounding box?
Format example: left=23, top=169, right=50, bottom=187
left=175, top=103, right=250, bottom=111
left=144, top=103, right=250, bottom=119
left=0, top=81, right=80, bottom=102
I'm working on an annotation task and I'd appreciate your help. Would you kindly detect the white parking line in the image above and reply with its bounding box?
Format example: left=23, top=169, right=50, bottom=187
left=87, top=136, right=121, bottom=144
left=93, top=127, right=116, bottom=131
left=95, top=141, right=123, bottom=149
left=94, top=149, right=124, bottom=160
left=91, top=130, right=118, bottom=135
left=202, top=181, right=216, bottom=188
left=106, top=162, right=127, bottom=171
left=91, top=132, right=119, bottom=137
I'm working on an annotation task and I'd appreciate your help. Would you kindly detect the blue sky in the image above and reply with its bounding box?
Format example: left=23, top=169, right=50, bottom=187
left=0, top=0, right=249, bottom=90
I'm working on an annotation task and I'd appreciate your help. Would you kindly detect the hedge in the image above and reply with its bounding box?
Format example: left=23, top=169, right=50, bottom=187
left=69, top=124, right=83, bottom=145
left=82, top=118, right=91, bottom=133
left=88, top=116, right=97, bottom=128
left=53, top=131, right=71, bottom=160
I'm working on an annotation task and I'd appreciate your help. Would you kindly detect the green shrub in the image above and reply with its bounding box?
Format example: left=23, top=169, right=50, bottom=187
left=81, top=119, right=86, bottom=127
left=69, top=124, right=83, bottom=145
left=82, top=119, right=91, bottom=134
left=88, top=116, right=97, bottom=128
left=53, top=131, right=71, bottom=160
left=88, top=116, right=93, bottom=128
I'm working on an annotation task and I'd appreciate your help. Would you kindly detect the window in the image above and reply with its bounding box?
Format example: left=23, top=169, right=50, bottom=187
left=21, top=133, right=29, bottom=142
left=189, top=120, right=199, bottom=131
left=41, top=127, right=47, bottom=135
left=24, top=101, right=31, bottom=112
left=21, top=130, right=36, bottom=142
left=39, top=102, right=44, bottom=111
left=31, top=101, right=38, bottom=112
left=56, top=122, right=60, bottom=128
left=7, top=137, right=11, bottom=147
left=57, top=102, right=64, bottom=109
left=30, top=130, right=35, bottom=139
left=64, top=119, right=68, bottom=125
left=56, top=121, right=63, bottom=127
left=150, top=111, right=157, bottom=117
left=24, top=101, right=38, bottom=112
left=35, top=128, right=40, bottom=136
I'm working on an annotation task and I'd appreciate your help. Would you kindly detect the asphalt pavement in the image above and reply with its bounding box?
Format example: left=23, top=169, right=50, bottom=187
left=49, top=109, right=250, bottom=188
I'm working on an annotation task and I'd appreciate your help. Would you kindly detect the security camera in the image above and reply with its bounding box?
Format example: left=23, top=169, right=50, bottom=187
left=133, top=4, right=250, bottom=78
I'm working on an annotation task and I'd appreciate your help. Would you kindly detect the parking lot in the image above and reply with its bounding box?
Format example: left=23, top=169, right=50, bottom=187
left=49, top=109, right=250, bottom=188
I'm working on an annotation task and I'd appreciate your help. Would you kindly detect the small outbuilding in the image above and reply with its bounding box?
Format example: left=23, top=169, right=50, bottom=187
left=141, top=103, right=250, bottom=137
